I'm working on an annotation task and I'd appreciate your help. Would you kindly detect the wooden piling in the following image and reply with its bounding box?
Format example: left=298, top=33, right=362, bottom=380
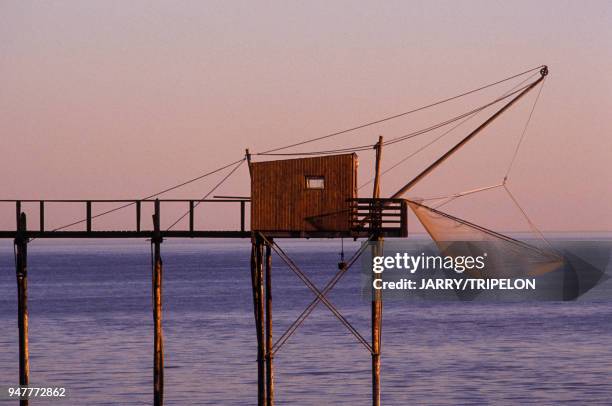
left=15, top=201, right=21, bottom=227
left=15, top=212, right=29, bottom=406
left=240, top=201, right=246, bottom=232
left=371, top=238, right=383, bottom=406
left=189, top=200, right=194, bottom=233
left=86, top=201, right=92, bottom=232
left=265, top=239, right=274, bottom=406
left=152, top=200, right=164, bottom=406
left=39, top=201, right=44, bottom=232
left=136, top=200, right=141, bottom=232
left=371, top=136, right=384, bottom=406
left=250, top=235, right=266, bottom=405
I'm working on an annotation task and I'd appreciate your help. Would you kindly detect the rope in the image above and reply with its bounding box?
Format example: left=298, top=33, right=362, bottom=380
left=258, top=81, right=536, bottom=157
left=382, top=84, right=531, bottom=147
left=257, top=144, right=375, bottom=156
left=495, top=78, right=555, bottom=250
left=424, top=81, right=543, bottom=210
left=503, top=184, right=557, bottom=252
left=165, top=158, right=245, bottom=231
left=358, top=72, right=539, bottom=190
left=257, top=65, right=545, bottom=155
left=257, top=81, right=536, bottom=158
left=359, top=114, right=478, bottom=190
left=432, top=184, right=504, bottom=210
left=417, top=182, right=505, bottom=203
left=403, top=76, right=554, bottom=252
left=504, top=78, right=547, bottom=180
left=43, top=157, right=246, bottom=234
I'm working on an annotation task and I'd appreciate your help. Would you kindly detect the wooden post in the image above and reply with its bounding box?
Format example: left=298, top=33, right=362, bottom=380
left=400, top=200, right=408, bottom=237
left=15, top=212, right=29, bottom=406
left=371, top=237, right=383, bottom=406
left=16, top=200, right=21, bottom=227
left=265, top=239, right=274, bottom=406
left=372, top=136, right=384, bottom=406
left=245, top=148, right=252, bottom=174
left=372, top=136, right=383, bottom=200
left=136, top=201, right=141, bottom=232
left=152, top=199, right=164, bottom=406
left=39, top=201, right=44, bottom=232
left=86, top=201, right=92, bottom=232
left=189, top=200, right=194, bottom=233
left=250, top=234, right=266, bottom=405
left=240, top=201, right=246, bottom=232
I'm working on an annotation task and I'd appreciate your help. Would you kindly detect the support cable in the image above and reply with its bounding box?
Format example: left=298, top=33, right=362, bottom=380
left=257, top=65, right=544, bottom=155
left=426, top=183, right=505, bottom=209
left=411, top=78, right=553, bottom=249
left=497, top=78, right=554, bottom=250
left=359, top=114, right=478, bottom=190
left=42, top=157, right=246, bottom=234
left=257, top=81, right=536, bottom=157
left=503, top=184, right=556, bottom=252
left=504, top=78, right=547, bottom=180
left=359, top=72, right=539, bottom=190
left=165, top=159, right=245, bottom=231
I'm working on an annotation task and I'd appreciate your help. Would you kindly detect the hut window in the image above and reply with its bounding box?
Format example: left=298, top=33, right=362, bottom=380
left=306, top=176, right=325, bottom=189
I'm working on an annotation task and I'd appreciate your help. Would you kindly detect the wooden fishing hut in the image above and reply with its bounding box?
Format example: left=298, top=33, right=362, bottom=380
left=2, top=147, right=408, bottom=406
left=3, top=65, right=548, bottom=406
left=247, top=145, right=407, bottom=406
left=250, top=153, right=358, bottom=235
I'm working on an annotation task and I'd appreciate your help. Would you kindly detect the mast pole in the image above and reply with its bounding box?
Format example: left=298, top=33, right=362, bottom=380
left=391, top=66, right=548, bottom=198
left=372, top=136, right=384, bottom=406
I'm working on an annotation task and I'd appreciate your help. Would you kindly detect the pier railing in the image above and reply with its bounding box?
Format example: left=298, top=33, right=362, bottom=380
left=0, top=199, right=251, bottom=238
left=348, top=198, right=408, bottom=237
left=1, top=197, right=409, bottom=239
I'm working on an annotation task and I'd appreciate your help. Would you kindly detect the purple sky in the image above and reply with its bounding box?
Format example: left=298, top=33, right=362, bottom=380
left=1, top=1, right=611, bottom=232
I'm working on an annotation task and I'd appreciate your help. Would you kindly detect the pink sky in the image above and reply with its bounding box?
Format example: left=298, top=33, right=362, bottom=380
left=1, top=1, right=611, bottom=232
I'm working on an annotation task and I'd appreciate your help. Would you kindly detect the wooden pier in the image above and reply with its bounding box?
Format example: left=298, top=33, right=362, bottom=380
left=2, top=65, right=547, bottom=405
left=2, top=195, right=405, bottom=405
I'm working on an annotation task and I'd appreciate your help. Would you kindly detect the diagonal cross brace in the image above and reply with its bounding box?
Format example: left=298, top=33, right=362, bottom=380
left=268, top=238, right=371, bottom=354
left=258, top=233, right=373, bottom=355
left=271, top=253, right=350, bottom=355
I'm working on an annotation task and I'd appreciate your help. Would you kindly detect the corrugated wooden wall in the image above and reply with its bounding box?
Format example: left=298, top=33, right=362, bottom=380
left=250, top=154, right=357, bottom=232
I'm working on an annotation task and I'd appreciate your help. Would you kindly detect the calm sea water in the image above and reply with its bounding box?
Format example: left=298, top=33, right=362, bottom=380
left=1, top=239, right=611, bottom=405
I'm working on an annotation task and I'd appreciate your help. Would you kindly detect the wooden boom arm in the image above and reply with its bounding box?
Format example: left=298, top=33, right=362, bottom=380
left=391, top=65, right=548, bottom=199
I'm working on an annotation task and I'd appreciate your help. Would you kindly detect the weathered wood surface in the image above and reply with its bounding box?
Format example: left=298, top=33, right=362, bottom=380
left=251, top=236, right=266, bottom=405
left=250, top=153, right=357, bottom=232
left=371, top=138, right=383, bottom=406
left=152, top=201, right=164, bottom=406
left=15, top=212, right=29, bottom=406
left=265, top=240, right=274, bottom=406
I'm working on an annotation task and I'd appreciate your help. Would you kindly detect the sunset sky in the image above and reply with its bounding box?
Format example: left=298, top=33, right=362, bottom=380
left=1, top=1, right=611, bottom=232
